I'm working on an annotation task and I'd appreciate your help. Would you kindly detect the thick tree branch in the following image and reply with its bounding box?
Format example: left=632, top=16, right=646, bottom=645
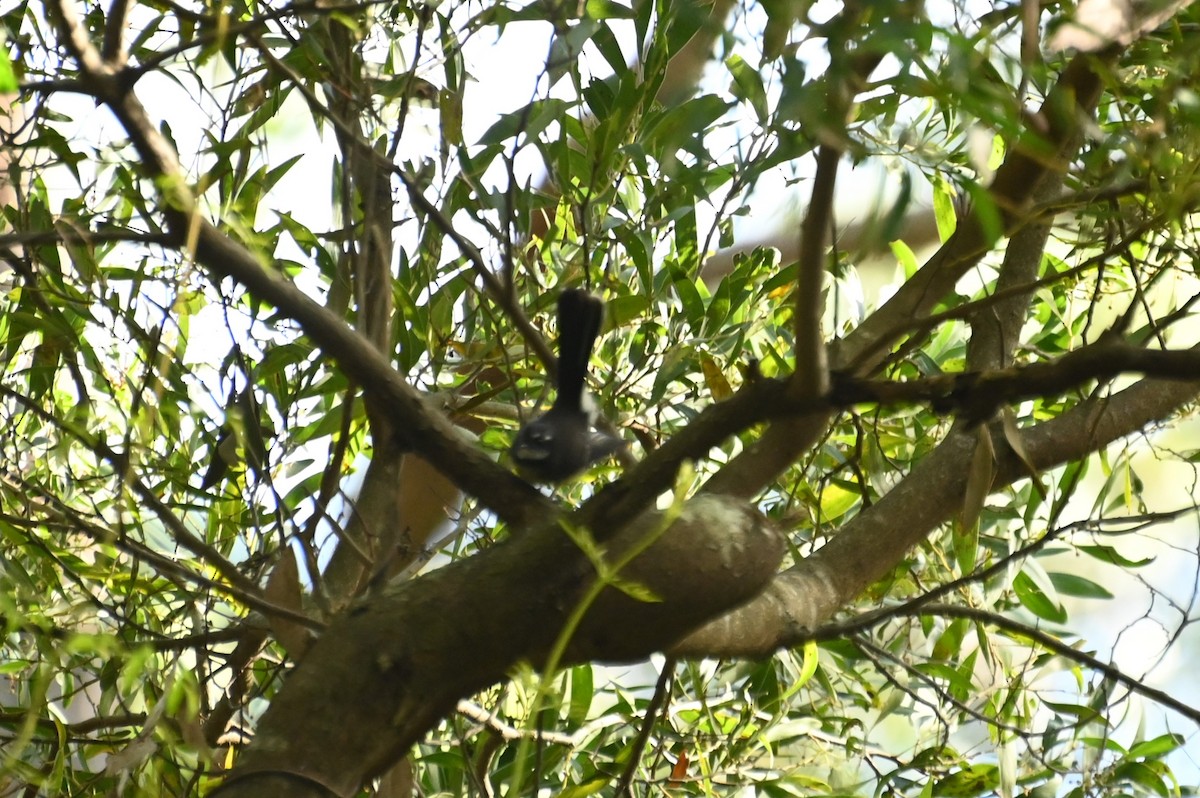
left=595, top=335, right=1200, bottom=533
left=218, top=495, right=784, bottom=796
left=791, top=144, right=838, bottom=397
left=834, top=341, right=1200, bottom=415
left=37, top=3, right=1200, bottom=794
left=676, top=46, right=1142, bottom=643
left=837, top=46, right=1119, bottom=375
left=100, top=0, right=130, bottom=65
left=699, top=6, right=883, bottom=500
left=673, top=370, right=1200, bottom=657
left=965, top=173, right=1062, bottom=371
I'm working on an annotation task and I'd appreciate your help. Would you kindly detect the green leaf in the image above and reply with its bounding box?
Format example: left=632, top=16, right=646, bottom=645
left=261, top=154, right=304, bottom=194
left=607, top=575, right=662, bottom=603
left=725, top=54, right=768, bottom=124
left=584, top=0, right=634, bottom=19
left=1047, top=572, right=1114, bottom=600
left=932, top=618, right=968, bottom=662
left=794, top=640, right=818, bottom=690
left=478, top=99, right=570, bottom=145
left=964, top=180, right=1004, bottom=246
left=1127, top=733, right=1183, bottom=760
left=1114, top=761, right=1171, bottom=798
left=954, top=514, right=980, bottom=575
left=759, top=0, right=800, bottom=61
left=0, top=50, right=17, bottom=93
left=818, top=481, right=859, bottom=522
left=745, top=659, right=783, bottom=713
left=891, top=238, right=920, bottom=279
left=548, top=21, right=600, bottom=86
left=960, top=426, right=995, bottom=544
left=1077, top=544, right=1154, bottom=569
left=669, top=267, right=704, bottom=323
left=932, top=176, right=958, bottom=242
left=560, top=778, right=609, bottom=798
left=934, top=764, right=999, bottom=797
left=588, top=19, right=628, bottom=75
left=567, top=665, right=594, bottom=725
left=1013, top=571, right=1067, bottom=623
left=643, top=95, right=731, bottom=149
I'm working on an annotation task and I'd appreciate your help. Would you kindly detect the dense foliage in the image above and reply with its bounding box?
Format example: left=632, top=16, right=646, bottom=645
left=1, top=0, right=1199, bottom=795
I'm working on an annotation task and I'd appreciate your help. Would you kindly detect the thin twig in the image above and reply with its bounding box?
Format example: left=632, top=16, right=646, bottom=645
left=0, top=468, right=323, bottom=631
left=913, top=603, right=1200, bottom=726
left=615, top=656, right=675, bottom=797
left=248, top=33, right=556, bottom=377
left=813, top=509, right=1197, bottom=640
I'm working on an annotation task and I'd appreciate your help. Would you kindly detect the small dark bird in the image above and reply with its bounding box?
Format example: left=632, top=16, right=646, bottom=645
left=200, top=388, right=271, bottom=490
left=510, top=289, right=625, bottom=483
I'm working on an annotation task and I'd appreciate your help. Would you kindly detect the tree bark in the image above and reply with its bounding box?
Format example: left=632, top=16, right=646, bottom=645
left=215, top=495, right=784, bottom=796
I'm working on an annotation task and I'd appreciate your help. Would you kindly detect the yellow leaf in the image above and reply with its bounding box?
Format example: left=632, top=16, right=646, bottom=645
left=700, top=353, right=733, bottom=400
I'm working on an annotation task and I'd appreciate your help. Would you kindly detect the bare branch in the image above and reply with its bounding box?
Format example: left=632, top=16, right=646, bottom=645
left=615, top=657, right=675, bottom=798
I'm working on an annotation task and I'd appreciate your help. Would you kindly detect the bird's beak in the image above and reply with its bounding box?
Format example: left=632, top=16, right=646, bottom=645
left=512, top=444, right=550, bottom=462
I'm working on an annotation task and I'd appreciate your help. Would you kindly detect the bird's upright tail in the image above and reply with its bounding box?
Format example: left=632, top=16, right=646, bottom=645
left=554, top=288, right=604, bottom=413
